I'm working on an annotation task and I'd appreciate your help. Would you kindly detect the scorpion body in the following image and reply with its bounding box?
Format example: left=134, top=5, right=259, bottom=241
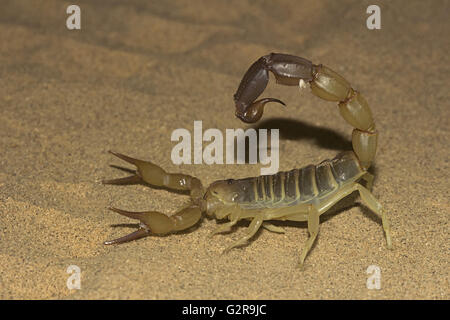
left=103, top=53, right=392, bottom=268
left=209, top=152, right=365, bottom=213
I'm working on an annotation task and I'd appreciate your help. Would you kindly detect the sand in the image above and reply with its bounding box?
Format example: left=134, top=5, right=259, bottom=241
left=0, top=0, right=448, bottom=299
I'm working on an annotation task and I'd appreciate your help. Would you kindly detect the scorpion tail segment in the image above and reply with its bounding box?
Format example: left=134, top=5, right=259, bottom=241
left=107, top=205, right=203, bottom=236
left=233, top=53, right=314, bottom=124
left=234, top=57, right=270, bottom=109
left=309, top=65, right=378, bottom=170
left=264, top=53, right=315, bottom=85
left=107, top=151, right=204, bottom=200
left=104, top=228, right=149, bottom=245
left=233, top=56, right=271, bottom=123
left=235, top=98, right=286, bottom=123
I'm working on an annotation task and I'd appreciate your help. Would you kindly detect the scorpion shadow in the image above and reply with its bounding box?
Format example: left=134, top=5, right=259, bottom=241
left=231, top=117, right=352, bottom=164
left=253, top=117, right=351, bottom=150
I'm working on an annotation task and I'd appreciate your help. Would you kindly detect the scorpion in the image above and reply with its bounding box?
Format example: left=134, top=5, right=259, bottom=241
left=103, top=53, right=392, bottom=268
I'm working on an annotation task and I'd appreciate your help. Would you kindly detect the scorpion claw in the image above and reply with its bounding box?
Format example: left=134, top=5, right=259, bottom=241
left=108, top=206, right=148, bottom=220
left=102, top=174, right=141, bottom=185
left=103, top=151, right=148, bottom=184
left=108, top=151, right=141, bottom=166
left=107, top=207, right=170, bottom=233
left=104, top=228, right=149, bottom=245
left=106, top=205, right=203, bottom=240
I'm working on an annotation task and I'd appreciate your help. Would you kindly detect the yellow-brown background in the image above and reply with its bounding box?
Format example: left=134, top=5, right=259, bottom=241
left=0, top=0, right=448, bottom=299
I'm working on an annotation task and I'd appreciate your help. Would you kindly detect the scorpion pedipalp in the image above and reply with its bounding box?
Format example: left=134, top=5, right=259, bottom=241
left=104, top=206, right=202, bottom=245
left=103, top=152, right=204, bottom=245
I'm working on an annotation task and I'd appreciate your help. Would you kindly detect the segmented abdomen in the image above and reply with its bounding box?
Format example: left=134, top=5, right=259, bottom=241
left=236, top=151, right=365, bottom=209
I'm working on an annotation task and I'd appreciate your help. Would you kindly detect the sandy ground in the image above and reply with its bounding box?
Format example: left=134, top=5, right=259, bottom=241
left=0, top=0, right=448, bottom=299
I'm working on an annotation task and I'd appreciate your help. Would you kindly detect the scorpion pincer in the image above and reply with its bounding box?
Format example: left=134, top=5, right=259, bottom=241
left=102, top=53, right=392, bottom=269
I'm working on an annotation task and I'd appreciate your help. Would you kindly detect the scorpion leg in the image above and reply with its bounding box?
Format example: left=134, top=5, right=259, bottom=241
left=262, top=222, right=285, bottom=233
left=104, top=205, right=202, bottom=245
left=315, top=182, right=392, bottom=250
left=360, top=172, right=374, bottom=191
left=210, top=219, right=238, bottom=237
left=355, top=185, right=392, bottom=249
left=209, top=207, right=241, bottom=237
left=298, top=205, right=320, bottom=269
left=223, top=214, right=264, bottom=253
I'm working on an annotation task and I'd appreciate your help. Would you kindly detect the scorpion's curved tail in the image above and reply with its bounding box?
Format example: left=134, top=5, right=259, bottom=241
left=102, top=151, right=206, bottom=244
left=233, top=53, right=378, bottom=171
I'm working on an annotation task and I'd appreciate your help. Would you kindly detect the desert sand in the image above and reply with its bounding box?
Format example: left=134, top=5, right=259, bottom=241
left=0, top=0, right=448, bottom=299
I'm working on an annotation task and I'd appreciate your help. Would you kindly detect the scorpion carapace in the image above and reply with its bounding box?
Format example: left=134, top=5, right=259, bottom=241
left=102, top=53, right=392, bottom=269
